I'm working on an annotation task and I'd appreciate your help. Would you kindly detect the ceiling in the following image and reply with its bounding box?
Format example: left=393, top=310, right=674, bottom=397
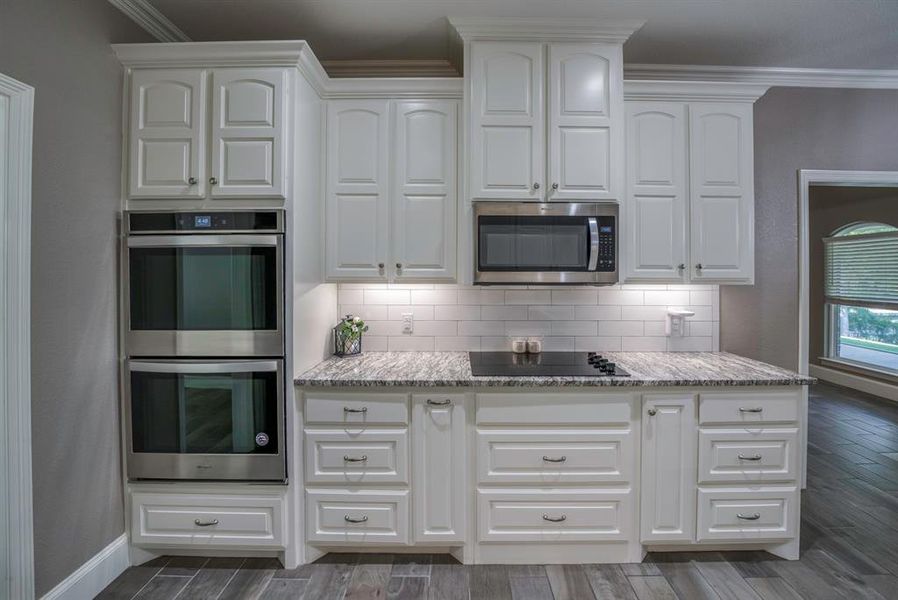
left=145, top=0, right=898, bottom=71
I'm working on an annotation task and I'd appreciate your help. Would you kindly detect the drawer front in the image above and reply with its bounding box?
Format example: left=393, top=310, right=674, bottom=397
left=477, top=430, right=633, bottom=484
left=305, top=393, right=408, bottom=425
left=699, top=391, right=799, bottom=425
left=697, top=486, right=798, bottom=541
left=131, top=492, right=285, bottom=548
left=477, top=489, right=632, bottom=542
left=306, top=489, right=409, bottom=544
left=304, top=429, right=408, bottom=484
left=699, top=428, right=798, bottom=483
left=476, top=393, right=634, bottom=426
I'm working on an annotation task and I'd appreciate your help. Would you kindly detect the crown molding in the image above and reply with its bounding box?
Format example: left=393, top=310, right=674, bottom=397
left=324, top=77, right=463, bottom=99
left=449, top=17, right=644, bottom=43
left=625, top=64, right=898, bottom=90
left=624, top=80, right=771, bottom=103
left=107, top=0, right=190, bottom=42
left=322, top=59, right=460, bottom=78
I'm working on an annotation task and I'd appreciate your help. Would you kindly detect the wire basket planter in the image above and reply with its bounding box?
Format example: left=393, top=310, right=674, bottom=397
left=333, top=315, right=368, bottom=357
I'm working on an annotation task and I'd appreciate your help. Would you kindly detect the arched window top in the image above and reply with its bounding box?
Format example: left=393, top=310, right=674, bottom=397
left=832, top=221, right=898, bottom=237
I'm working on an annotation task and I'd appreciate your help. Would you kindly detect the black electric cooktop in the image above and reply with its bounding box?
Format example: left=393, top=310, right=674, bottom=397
left=469, top=352, right=630, bottom=377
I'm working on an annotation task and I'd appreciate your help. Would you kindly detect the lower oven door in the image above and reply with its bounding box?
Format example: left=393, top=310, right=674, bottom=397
left=126, top=359, right=285, bottom=482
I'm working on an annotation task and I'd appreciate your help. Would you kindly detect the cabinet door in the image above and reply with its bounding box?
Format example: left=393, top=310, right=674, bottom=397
left=392, top=100, right=457, bottom=281
left=547, top=43, right=623, bottom=202
left=129, top=69, right=206, bottom=198
left=640, top=394, right=696, bottom=542
left=412, top=394, right=466, bottom=543
left=623, top=102, right=688, bottom=282
left=210, top=68, right=287, bottom=198
left=689, top=103, right=754, bottom=283
left=469, top=41, right=544, bottom=200
left=325, top=100, right=389, bottom=280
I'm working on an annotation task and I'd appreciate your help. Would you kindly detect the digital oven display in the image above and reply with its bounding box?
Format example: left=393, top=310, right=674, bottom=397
left=194, top=215, right=212, bottom=228
left=599, top=226, right=613, bottom=233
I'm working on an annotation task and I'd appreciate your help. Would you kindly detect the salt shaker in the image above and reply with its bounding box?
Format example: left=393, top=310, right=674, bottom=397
left=527, top=338, right=542, bottom=354
left=511, top=339, right=528, bottom=354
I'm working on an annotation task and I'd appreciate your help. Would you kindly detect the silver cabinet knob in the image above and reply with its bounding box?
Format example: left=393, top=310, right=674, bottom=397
left=647, top=408, right=657, bottom=416
left=377, top=263, right=385, bottom=269
left=695, top=263, right=703, bottom=270
left=188, top=177, right=197, bottom=185
left=533, top=182, right=540, bottom=190
left=552, top=183, right=559, bottom=190
left=209, top=176, right=218, bottom=185
left=677, top=264, right=685, bottom=271
left=396, top=263, right=402, bottom=269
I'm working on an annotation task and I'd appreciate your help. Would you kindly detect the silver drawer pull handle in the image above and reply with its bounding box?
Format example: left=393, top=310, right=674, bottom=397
left=542, top=455, right=567, bottom=463
left=738, top=453, right=763, bottom=461
left=427, top=398, right=452, bottom=406
left=739, top=407, right=763, bottom=413
left=736, top=513, right=761, bottom=521
left=194, top=519, right=219, bottom=527
left=343, top=455, right=368, bottom=462
left=343, top=406, right=368, bottom=413
left=542, top=514, right=567, bottom=522
left=344, top=515, right=368, bottom=523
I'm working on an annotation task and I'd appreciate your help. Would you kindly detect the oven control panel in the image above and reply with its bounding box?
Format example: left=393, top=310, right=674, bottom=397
left=595, top=216, right=616, bottom=272
left=128, top=210, right=282, bottom=234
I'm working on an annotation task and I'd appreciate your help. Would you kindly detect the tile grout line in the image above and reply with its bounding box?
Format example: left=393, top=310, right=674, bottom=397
left=127, top=557, right=171, bottom=600
left=170, top=557, right=210, bottom=600
left=212, top=557, right=248, bottom=600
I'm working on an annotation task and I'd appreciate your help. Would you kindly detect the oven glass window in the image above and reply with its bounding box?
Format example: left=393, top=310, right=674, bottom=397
left=130, top=369, right=278, bottom=455
left=479, top=216, right=589, bottom=271
left=129, top=247, right=277, bottom=330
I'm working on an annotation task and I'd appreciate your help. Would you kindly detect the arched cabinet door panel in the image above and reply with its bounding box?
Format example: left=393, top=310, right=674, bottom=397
left=129, top=69, right=206, bottom=198
left=210, top=68, right=287, bottom=198
left=469, top=42, right=544, bottom=200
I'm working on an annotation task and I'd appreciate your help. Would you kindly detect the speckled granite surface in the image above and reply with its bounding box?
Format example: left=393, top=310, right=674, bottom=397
left=295, top=352, right=816, bottom=388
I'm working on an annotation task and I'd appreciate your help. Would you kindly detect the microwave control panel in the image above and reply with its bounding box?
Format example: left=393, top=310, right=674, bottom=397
left=596, top=216, right=616, bottom=272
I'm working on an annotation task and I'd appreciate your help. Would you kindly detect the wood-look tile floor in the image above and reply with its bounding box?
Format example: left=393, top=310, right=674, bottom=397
left=97, top=382, right=898, bottom=600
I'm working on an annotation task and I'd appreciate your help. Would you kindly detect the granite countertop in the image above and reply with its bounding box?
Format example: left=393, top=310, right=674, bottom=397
left=295, top=351, right=816, bottom=388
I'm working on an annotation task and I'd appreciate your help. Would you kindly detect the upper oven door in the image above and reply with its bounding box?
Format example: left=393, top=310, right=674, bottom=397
left=126, top=234, right=284, bottom=357
left=474, top=203, right=618, bottom=285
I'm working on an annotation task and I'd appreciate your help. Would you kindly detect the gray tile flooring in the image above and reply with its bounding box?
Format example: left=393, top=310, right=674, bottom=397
left=97, top=382, right=898, bottom=599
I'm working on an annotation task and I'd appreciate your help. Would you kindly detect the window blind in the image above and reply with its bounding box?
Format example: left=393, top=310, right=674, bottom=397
left=824, top=231, right=898, bottom=309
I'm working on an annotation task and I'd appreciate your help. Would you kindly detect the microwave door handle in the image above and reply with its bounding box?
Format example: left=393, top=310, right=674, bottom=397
left=587, top=217, right=599, bottom=271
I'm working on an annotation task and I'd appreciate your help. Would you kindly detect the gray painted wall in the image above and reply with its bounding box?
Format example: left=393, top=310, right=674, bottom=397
left=0, top=0, right=150, bottom=594
left=720, top=87, right=898, bottom=372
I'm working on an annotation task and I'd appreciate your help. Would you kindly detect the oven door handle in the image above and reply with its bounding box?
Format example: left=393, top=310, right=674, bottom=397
left=587, top=217, right=599, bottom=272
left=128, top=360, right=280, bottom=374
left=128, top=234, right=280, bottom=248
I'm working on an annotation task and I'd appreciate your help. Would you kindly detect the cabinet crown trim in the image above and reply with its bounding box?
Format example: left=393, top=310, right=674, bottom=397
left=108, top=0, right=191, bottom=43
left=449, top=17, right=644, bottom=42
left=624, top=80, right=770, bottom=102
left=625, top=63, right=898, bottom=90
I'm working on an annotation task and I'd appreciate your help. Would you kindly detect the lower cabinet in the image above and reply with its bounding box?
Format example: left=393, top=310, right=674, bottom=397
left=697, top=486, right=799, bottom=541
left=305, top=488, right=409, bottom=544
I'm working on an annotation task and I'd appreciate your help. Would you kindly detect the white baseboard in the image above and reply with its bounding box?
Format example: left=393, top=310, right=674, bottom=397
left=810, top=364, right=898, bottom=403
left=41, top=533, right=130, bottom=600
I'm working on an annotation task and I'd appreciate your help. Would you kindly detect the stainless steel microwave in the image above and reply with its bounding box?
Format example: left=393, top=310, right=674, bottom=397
left=474, top=202, right=618, bottom=285
left=124, top=210, right=284, bottom=357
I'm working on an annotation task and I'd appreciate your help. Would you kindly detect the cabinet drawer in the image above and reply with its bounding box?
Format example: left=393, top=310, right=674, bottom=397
left=477, top=489, right=632, bottom=542
left=697, top=486, right=798, bottom=541
left=305, top=393, right=408, bottom=425
left=699, top=428, right=798, bottom=483
left=304, top=429, right=408, bottom=484
left=306, top=489, right=408, bottom=544
left=477, top=430, right=633, bottom=484
left=476, top=393, right=634, bottom=426
left=131, top=492, right=285, bottom=548
left=699, top=391, right=799, bottom=425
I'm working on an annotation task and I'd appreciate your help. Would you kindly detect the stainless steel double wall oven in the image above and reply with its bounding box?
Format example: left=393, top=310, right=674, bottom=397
left=123, top=210, right=286, bottom=482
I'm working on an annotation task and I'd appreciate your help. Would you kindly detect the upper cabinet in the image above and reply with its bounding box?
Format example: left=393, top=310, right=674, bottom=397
left=468, top=41, right=623, bottom=202
left=623, top=96, right=757, bottom=284
left=325, top=98, right=458, bottom=282
left=127, top=66, right=288, bottom=200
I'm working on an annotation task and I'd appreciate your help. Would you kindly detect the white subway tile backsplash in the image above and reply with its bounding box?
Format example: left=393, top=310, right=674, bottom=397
left=341, top=283, right=719, bottom=353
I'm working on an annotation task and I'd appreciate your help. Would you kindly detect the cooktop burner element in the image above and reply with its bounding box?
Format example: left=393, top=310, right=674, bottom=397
left=469, top=352, right=631, bottom=377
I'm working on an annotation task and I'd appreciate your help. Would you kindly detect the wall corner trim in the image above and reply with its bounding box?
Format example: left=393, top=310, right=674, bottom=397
left=625, top=64, right=898, bottom=90
left=40, top=534, right=130, bottom=600
left=107, top=0, right=191, bottom=42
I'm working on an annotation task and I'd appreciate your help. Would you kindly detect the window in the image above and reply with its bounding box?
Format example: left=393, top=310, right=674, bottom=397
left=824, top=222, right=898, bottom=374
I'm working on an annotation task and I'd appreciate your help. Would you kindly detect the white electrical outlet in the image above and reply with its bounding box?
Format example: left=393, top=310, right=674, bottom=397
left=401, top=312, right=414, bottom=334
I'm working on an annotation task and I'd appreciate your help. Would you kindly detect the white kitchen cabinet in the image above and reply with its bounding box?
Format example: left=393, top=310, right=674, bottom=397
left=325, top=99, right=458, bottom=282
left=689, top=103, right=754, bottom=282
left=640, top=394, right=697, bottom=543
left=469, top=41, right=622, bottom=202
left=412, top=394, right=466, bottom=543
left=129, top=69, right=206, bottom=198
left=623, top=100, right=755, bottom=284
left=325, top=99, right=390, bottom=280
left=547, top=43, right=622, bottom=202
left=623, top=102, right=688, bottom=280
left=127, top=66, right=288, bottom=200
left=469, top=42, right=544, bottom=200
left=210, top=68, right=287, bottom=198
left=393, top=101, right=458, bottom=280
